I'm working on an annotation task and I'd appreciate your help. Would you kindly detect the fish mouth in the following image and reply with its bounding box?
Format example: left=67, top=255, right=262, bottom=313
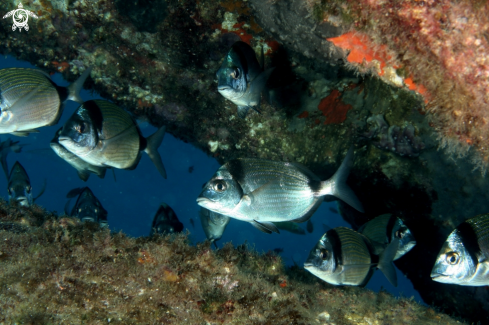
left=196, top=197, right=210, bottom=205
left=217, top=85, right=231, bottom=91
left=81, top=217, right=96, bottom=223
left=303, top=263, right=313, bottom=269
left=16, top=197, right=29, bottom=206
left=58, top=136, right=71, bottom=142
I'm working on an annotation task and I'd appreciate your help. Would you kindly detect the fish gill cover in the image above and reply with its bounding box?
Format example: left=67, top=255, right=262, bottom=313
left=0, top=0, right=488, bottom=322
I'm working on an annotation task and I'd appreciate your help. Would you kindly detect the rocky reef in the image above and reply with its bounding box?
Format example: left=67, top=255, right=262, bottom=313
left=0, top=201, right=461, bottom=324
left=1, top=0, right=489, bottom=321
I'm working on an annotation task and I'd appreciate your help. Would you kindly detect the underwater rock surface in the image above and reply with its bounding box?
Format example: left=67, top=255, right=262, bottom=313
left=0, top=201, right=461, bottom=324
left=0, top=0, right=488, bottom=321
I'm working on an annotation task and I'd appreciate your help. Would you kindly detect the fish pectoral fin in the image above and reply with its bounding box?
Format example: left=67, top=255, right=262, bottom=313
left=11, top=129, right=39, bottom=137
left=33, top=178, right=47, bottom=201
left=77, top=170, right=90, bottom=182
left=250, top=220, right=280, bottom=234
left=237, top=106, right=251, bottom=119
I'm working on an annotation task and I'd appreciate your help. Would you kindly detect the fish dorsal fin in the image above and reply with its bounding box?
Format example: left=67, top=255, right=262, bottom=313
left=250, top=220, right=280, bottom=234
left=289, top=161, right=320, bottom=181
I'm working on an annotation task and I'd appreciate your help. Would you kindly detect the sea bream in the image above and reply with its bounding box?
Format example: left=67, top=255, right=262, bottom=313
left=150, top=203, right=184, bottom=236
left=358, top=214, right=416, bottom=261
left=0, top=67, right=91, bottom=135
left=304, top=227, right=398, bottom=287
left=50, top=127, right=107, bottom=182
left=57, top=100, right=167, bottom=178
left=200, top=207, right=230, bottom=247
left=431, top=213, right=489, bottom=286
left=66, top=187, right=108, bottom=227
left=216, top=41, right=274, bottom=119
left=197, top=147, right=364, bottom=234
left=8, top=161, right=45, bottom=206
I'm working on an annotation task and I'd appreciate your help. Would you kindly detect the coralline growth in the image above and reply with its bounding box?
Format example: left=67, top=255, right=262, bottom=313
left=0, top=201, right=461, bottom=324
left=309, top=0, right=489, bottom=171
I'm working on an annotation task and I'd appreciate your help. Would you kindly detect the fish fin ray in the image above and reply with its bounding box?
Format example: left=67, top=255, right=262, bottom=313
left=11, top=129, right=39, bottom=137
left=66, top=66, right=92, bottom=103
left=290, top=199, right=322, bottom=223
left=237, top=106, right=251, bottom=119
left=250, top=220, right=280, bottom=234
left=77, top=170, right=90, bottom=182
left=144, top=126, right=167, bottom=178
left=377, top=238, right=399, bottom=287
left=320, top=147, right=364, bottom=213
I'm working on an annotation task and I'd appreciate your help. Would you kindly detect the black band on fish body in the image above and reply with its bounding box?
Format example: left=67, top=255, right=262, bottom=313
left=226, top=159, right=246, bottom=186
left=457, top=221, right=481, bottom=264
left=231, top=42, right=250, bottom=77
left=81, top=100, right=104, bottom=133
left=328, top=229, right=343, bottom=270
left=386, top=214, right=397, bottom=243
left=308, top=179, right=322, bottom=194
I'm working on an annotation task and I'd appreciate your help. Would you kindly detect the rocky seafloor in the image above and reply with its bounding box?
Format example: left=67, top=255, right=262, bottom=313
left=1, top=0, right=489, bottom=322
left=0, top=201, right=462, bottom=324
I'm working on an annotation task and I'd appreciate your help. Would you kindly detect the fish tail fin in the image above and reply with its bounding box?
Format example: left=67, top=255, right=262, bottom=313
left=319, top=147, right=364, bottom=213
left=67, top=66, right=92, bottom=103
left=144, top=126, right=167, bottom=179
left=377, top=238, right=399, bottom=287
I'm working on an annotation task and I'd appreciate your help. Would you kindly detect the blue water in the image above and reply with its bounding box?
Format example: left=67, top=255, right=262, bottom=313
left=0, top=56, right=423, bottom=303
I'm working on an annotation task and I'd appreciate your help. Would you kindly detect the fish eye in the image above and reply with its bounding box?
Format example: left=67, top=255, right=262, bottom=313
left=74, top=123, right=86, bottom=133
left=78, top=208, right=82, bottom=213
left=26, top=185, right=31, bottom=193
left=446, top=252, right=460, bottom=265
left=213, top=180, right=227, bottom=192
left=395, top=230, right=405, bottom=239
left=319, top=248, right=329, bottom=260
left=230, top=68, right=240, bottom=79
left=94, top=208, right=98, bottom=213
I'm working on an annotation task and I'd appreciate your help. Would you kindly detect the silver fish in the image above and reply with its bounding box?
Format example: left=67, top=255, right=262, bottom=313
left=8, top=161, right=45, bottom=206
left=358, top=214, right=416, bottom=261
left=431, top=214, right=489, bottom=286
left=304, top=227, right=398, bottom=286
left=200, top=207, right=230, bottom=247
left=67, top=187, right=108, bottom=227
left=58, top=100, right=167, bottom=178
left=150, top=203, right=183, bottom=236
left=50, top=127, right=106, bottom=182
left=216, top=41, right=274, bottom=118
left=197, top=148, right=364, bottom=234
left=0, top=67, right=91, bottom=135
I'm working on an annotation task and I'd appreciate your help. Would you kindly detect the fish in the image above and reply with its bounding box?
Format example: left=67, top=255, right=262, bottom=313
left=199, top=207, right=230, bottom=247
left=188, top=166, right=194, bottom=173
left=273, top=247, right=284, bottom=254
left=304, top=227, right=398, bottom=287
left=58, top=100, right=167, bottom=178
left=189, top=218, right=195, bottom=228
left=431, top=213, right=489, bottom=286
left=197, top=147, right=364, bottom=234
left=8, top=161, right=46, bottom=206
left=50, top=127, right=107, bottom=182
left=150, top=203, right=183, bottom=236
left=67, top=187, right=108, bottom=227
left=0, top=67, right=91, bottom=135
left=358, top=214, right=416, bottom=261
left=0, top=138, right=27, bottom=178
left=307, top=220, right=314, bottom=233
left=273, top=221, right=306, bottom=235
left=216, top=41, right=274, bottom=118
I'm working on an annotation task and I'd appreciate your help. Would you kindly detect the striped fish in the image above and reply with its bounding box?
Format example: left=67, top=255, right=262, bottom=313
left=0, top=67, right=91, bottom=135
left=304, top=227, right=398, bottom=286
left=58, top=100, right=167, bottom=178
left=8, top=161, right=45, bottom=206
left=67, top=187, right=108, bottom=227
left=431, top=213, right=489, bottom=286
left=200, top=207, right=230, bottom=248
left=50, top=127, right=107, bottom=182
left=358, top=214, right=416, bottom=260
left=197, top=147, right=364, bottom=234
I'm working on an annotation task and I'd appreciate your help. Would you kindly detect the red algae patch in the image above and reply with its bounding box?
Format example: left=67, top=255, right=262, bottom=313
left=318, top=89, right=353, bottom=125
